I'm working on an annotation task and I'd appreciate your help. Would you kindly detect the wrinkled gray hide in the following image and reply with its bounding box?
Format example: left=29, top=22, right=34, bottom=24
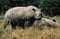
left=34, top=18, right=60, bottom=28
left=2, top=6, right=42, bottom=29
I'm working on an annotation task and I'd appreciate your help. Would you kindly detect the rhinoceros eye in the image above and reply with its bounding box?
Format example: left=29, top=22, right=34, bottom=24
left=32, top=8, right=36, bottom=12
left=52, top=19, right=56, bottom=22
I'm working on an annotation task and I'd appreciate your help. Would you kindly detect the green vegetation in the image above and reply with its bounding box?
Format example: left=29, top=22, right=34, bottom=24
left=0, top=0, right=40, bottom=14
left=39, top=0, right=60, bottom=16
left=0, top=0, right=60, bottom=16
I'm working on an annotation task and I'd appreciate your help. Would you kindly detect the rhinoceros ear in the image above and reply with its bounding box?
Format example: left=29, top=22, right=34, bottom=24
left=32, top=8, right=36, bottom=12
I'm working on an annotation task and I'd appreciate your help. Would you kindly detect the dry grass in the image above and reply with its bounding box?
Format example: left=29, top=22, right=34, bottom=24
left=0, top=16, right=60, bottom=39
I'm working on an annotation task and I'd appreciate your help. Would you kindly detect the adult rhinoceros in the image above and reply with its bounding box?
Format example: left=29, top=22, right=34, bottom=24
left=1, top=6, right=42, bottom=29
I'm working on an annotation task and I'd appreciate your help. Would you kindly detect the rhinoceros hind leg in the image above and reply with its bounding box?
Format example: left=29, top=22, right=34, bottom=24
left=11, top=22, right=16, bottom=29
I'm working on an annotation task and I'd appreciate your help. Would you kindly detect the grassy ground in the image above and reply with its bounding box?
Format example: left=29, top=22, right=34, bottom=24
left=0, top=15, right=60, bottom=39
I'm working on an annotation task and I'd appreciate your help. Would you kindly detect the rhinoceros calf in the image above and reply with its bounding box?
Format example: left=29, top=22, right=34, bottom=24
left=1, top=6, right=42, bottom=29
left=34, top=18, right=60, bottom=28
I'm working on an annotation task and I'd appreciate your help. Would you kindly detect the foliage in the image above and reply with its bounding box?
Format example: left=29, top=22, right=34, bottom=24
left=0, top=0, right=40, bottom=14
left=0, top=0, right=60, bottom=16
left=39, top=0, right=60, bottom=16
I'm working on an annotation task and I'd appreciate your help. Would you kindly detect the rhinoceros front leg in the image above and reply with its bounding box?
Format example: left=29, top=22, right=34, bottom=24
left=3, top=19, right=10, bottom=29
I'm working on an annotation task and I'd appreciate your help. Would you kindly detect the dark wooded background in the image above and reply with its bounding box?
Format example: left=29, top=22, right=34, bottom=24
left=0, top=0, right=60, bottom=16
